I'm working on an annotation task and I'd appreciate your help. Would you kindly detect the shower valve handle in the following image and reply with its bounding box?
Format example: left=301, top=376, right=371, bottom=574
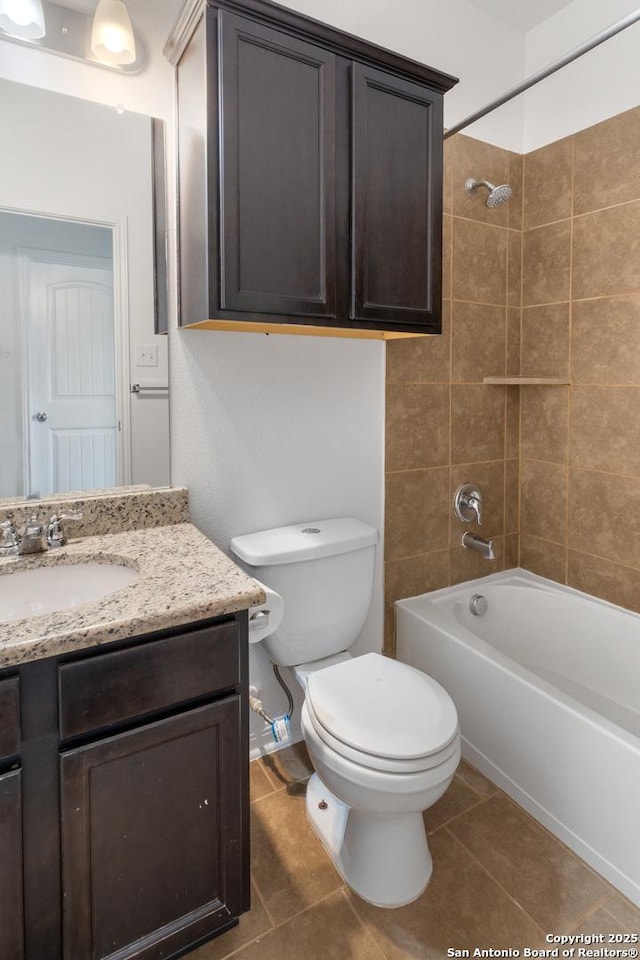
left=454, top=483, right=483, bottom=525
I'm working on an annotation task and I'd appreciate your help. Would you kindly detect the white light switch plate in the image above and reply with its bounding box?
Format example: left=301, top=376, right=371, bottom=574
left=135, top=344, right=158, bottom=367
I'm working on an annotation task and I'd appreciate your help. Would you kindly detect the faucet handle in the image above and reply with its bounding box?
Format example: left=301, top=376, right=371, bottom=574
left=46, top=511, right=84, bottom=549
left=0, top=519, right=21, bottom=556
left=453, top=483, right=483, bottom=525
left=21, top=512, right=44, bottom=537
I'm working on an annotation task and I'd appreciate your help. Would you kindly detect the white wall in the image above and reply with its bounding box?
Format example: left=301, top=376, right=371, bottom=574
left=523, top=0, right=640, bottom=151
left=171, top=329, right=385, bottom=754
left=276, top=0, right=526, bottom=149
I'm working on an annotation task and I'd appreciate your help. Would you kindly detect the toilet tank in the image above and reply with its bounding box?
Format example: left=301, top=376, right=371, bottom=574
left=230, top=518, right=378, bottom=666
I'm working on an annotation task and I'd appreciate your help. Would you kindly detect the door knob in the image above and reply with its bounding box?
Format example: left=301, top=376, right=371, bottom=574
left=34, top=412, right=48, bottom=422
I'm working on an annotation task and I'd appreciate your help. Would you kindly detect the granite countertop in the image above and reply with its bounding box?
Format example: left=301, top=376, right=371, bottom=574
left=0, top=523, right=265, bottom=668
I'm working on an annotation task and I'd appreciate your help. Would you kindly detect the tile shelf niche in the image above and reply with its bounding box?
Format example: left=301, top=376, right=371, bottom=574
left=483, top=376, right=572, bottom=385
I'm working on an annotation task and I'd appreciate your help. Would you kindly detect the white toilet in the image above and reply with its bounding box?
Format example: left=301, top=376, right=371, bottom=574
left=230, top=517, right=460, bottom=908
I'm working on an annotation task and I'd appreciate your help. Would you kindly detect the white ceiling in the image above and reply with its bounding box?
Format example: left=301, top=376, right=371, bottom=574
left=55, top=0, right=577, bottom=34
left=467, top=0, right=575, bottom=32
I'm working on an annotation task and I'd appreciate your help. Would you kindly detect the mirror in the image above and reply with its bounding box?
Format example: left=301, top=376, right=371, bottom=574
left=0, top=76, right=170, bottom=502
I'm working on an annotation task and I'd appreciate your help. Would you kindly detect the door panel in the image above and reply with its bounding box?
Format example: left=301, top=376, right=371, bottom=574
left=351, top=63, right=443, bottom=331
left=219, top=11, right=337, bottom=318
left=27, top=256, right=117, bottom=495
left=0, top=768, right=25, bottom=960
left=60, top=699, right=243, bottom=960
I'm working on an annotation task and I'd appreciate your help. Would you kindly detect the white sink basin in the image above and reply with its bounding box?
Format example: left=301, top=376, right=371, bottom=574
left=0, top=562, right=138, bottom=624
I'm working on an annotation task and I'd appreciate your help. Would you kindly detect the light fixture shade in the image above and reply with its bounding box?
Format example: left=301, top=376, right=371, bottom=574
left=91, top=0, right=136, bottom=66
left=0, top=0, right=46, bottom=39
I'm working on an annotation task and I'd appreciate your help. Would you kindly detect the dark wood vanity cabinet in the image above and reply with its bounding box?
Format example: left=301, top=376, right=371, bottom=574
left=0, top=614, right=250, bottom=960
left=0, top=769, right=24, bottom=960
left=0, top=676, right=23, bottom=960
left=171, top=0, right=457, bottom=337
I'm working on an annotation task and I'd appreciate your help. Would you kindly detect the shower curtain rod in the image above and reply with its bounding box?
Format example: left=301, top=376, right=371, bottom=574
left=443, top=7, right=640, bottom=139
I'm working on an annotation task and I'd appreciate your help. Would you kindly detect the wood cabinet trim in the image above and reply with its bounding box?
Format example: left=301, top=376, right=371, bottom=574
left=0, top=676, right=20, bottom=762
left=166, top=0, right=458, bottom=94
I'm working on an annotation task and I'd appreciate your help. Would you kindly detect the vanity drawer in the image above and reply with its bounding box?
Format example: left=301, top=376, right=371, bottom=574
left=0, top=676, right=20, bottom=760
left=58, top=620, right=240, bottom=740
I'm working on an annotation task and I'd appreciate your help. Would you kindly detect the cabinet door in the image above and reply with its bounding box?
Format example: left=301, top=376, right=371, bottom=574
left=351, top=63, right=444, bottom=333
left=60, top=698, right=244, bottom=960
left=218, top=11, right=337, bottom=320
left=0, top=768, right=25, bottom=960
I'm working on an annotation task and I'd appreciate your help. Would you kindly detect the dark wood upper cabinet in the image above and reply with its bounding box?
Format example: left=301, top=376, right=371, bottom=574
left=169, top=0, right=457, bottom=338
left=219, top=12, right=337, bottom=319
left=351, top=64, right=443, bottom=331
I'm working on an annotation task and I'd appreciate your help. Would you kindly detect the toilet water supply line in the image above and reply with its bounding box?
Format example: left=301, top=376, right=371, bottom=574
left=249, top=664, right=295, bottom=743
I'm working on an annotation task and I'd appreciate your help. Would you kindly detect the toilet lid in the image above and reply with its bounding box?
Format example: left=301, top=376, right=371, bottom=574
left=306, top=653, right=458, bottom=762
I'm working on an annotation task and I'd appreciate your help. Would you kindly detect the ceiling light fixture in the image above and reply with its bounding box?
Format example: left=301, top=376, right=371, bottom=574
left=91, top=0, right=136, bottom=66
left=0, top=0, right=46, bottom=39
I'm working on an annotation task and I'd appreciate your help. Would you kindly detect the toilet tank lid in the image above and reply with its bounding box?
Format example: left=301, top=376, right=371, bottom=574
left=230, top=518, right=378, bottom=566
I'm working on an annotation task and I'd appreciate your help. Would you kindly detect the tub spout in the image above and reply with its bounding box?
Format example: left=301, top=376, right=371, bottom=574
left=462, top=532, right=495, bottom=560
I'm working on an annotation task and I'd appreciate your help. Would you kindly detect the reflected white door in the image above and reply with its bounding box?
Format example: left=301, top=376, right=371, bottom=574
left=26, top=256, right=117, bottom=496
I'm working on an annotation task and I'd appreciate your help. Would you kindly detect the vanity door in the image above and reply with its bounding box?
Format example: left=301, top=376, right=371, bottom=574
left=0, top=768, right=25, bottom=960
left=60, top=698, right=244, bottom=960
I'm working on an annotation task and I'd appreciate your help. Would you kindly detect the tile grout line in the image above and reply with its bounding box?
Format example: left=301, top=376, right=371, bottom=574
left=427, top=791, right=499, bottom=838
left=442, top=825, right=549, bottom=939
left=212, top=885, right=351, bottom=960
left=521, top=192, right=640, bottom=232
left=517, top=155, right=524, bottom=564
left=520, top=458, right=640, bottom=483
left=567, top=898, right=621, bottom=936
left=248, top=873, right=278, bottom=932
left=496, top=793, right=619, bottom=902
left=342, top=890, right=395, bottom=960
left=564, top=133, right=576, bottom=584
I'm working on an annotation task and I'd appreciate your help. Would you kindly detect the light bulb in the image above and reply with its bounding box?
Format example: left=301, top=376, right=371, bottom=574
left=91, top=0, right=136, bottom=66
left=102, top=25, right=127, bottom=53
left=0, top=0, right=46, bottom=39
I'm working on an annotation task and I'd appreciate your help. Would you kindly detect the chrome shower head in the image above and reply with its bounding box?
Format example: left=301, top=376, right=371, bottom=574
left=465, top=178, right=512, bottom=208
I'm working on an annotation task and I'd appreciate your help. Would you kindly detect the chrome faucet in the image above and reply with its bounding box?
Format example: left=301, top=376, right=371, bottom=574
left=0, top=511, right=83, bottom=556
left=453, top=483, right=495, bottom=560
left=462, top=532, right=495, bottom=561
left=18, top=513, right=46, bottom=555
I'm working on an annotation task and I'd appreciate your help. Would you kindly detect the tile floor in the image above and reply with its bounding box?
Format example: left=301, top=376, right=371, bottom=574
left=188, top=742, right=639, bottom=960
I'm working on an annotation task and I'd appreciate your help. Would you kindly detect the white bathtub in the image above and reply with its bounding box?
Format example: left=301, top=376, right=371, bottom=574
left=396, top=569, right=640, bottom=907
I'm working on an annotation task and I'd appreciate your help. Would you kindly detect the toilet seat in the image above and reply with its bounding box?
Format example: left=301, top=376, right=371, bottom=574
left=305, top=653, right=459, bottom=775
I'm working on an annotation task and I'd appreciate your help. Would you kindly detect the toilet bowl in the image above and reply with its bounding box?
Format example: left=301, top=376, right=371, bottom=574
left=298, top=652, right=460, bottom=907
left=231, top=518, right=460, bottom=908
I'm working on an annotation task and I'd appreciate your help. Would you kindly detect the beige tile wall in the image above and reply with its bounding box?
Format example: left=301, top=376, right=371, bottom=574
left=519, top=104, right=640, bottom=612
left=384, top=134, right=522, bottom=654
left=385, top=106, right=640, bottom=653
